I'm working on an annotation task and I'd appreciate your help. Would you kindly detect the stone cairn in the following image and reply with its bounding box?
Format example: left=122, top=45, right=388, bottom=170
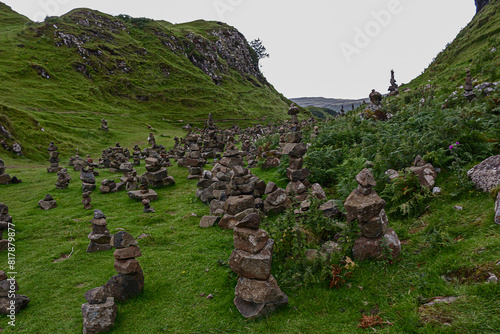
left=282, top=104, right=312, bottom=203
left=71, top=149, right=85, bottom=172
left=127, top=175, right=158, bottom=202
left=38, top=194, right=57, bottom=210
left=388, top=69, right=399, bottom=96
left=47, top=142, right=63, bottom=173
left=100, top=118, right=108, bottom=132
left=198, top=142, right=266, bottom=229
left=344, top=168, right=401, bottom=261
left=99, top=179, right=119, bottom=194
left=132, top=145, right=141, bottom=166
left=0, top=203, right=11, bottom=251
left=142, top=199, right=155, bottom=213
left=87, top=209, right=112, bottom=252
left=464, top=69, right=476, bottom=101
left=143, top=157, right=175, bottom=188
left=82, top=191, right=92, bottom=210
left=80, top=167, right=97, bottom=193
left=55, top=168, right=71, bottom=189
left=0, top=270, right=30, bottom=315
left=106, top=231, right=144, bottom=301
left=186, top=143, right=206, bottom=180
left=82, top=231, right=143, bottom=333
left=229, top=213, right=288, bottom=318
left=108, top=144, right=129, bottom=173
left=0, top=157, right=18, bottom=185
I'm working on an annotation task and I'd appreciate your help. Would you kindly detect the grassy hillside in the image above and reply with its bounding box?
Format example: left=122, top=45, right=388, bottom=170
left=0, top=4, right=293, bottom=160
left=404, top=0, right=500, bottom=95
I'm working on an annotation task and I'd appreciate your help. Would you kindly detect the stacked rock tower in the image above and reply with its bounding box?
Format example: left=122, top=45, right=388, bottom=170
left=186, top=143, right=206, bottom=180
left=344, top=168, right=401, bottom=261
left=105, top=231, right=144, bottom=301
left=143, top=157, right=175, bottom=188
left=87, top=210, right=112, bottom=252
left=229, top=213, right=288, bottom=318
left=47, top=142, right=63, bottom=173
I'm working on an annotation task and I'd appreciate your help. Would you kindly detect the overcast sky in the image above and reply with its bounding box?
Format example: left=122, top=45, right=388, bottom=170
left=4, top=0, right=476, bottom=99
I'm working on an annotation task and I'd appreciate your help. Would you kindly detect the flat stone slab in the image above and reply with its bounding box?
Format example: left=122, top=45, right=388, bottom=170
left=127, top=190, right=158, bottom=201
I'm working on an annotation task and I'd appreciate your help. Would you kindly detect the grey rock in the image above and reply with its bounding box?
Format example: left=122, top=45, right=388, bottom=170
left=467, top=155, right=500, bottom=192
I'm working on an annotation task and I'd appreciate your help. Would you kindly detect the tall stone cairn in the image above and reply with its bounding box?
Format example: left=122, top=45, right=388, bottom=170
left=344, top=168, right=401, bottom=261
left=47, top=141, right=63, bottom=173
left=82, top=191, right=92, bottom=210
left=87, top=209, right=112, bottom=252
left=229, top=213, right=288, bottom=318
left=104, top=231, right=144, bottom=302
left=186, top=143, right=206, bottom=180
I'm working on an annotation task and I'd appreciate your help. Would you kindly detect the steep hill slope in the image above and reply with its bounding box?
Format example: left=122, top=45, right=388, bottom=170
left=404, top=0, right=499, bottom=95
left=0, top=5, right=292, bottom=159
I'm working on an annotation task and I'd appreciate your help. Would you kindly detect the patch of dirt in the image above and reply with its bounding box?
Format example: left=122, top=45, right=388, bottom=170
left=53, top=254, right=70, bottom=263
left=418, top=297, right=461, bottom=326
left=443, top=262, right=500, bottom=283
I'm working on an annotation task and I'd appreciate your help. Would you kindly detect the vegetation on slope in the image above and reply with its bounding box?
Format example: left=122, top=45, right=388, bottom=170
left=0, top=4, right=295, bottom=160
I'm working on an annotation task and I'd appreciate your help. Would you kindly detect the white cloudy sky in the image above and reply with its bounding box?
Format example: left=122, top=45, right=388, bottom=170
left=4, top=0, right=476, bottom=99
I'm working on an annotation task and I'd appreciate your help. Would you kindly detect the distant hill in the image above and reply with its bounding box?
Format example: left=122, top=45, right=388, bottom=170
left=291, top=97, right=366, bottom=113
left=0, top=4, right=294, bottom=158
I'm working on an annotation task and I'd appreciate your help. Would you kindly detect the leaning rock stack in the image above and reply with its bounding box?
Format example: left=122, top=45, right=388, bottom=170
left=47, top=142, right=63, bottom=173
left=55, top=168, right=71, bottom=189
left=344, top=168, right=401, bottom=261
left=144, top=157, right=175, bottom=188
left=87, top=209, right=112, bottom=252
left=409, top=156, right=437, bottom=189
left=0, top=271, right=30, bottom=314
left=229, top=213, right=288, bottom=318
left=0, top=203, right=11, bottom=251
left=104, top=231, right=144, bottom=302
left=82, top=287, right=116, bottom=334
left=186, top=143, right=206, bottom=180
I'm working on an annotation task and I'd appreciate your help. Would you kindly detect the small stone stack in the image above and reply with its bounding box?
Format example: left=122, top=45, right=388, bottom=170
left=80, top=167, right=97, bottom=192
left=100, top=118, right=109, bottom=132
left=82, top=191, right=92, bottom=210
left=0, top=203, right=11, bottom=251
left=47, top=142, right=63, bottom=173
left=409, top=156, right=437, bottom=189
left=143, top=157, right=175, bottom=188
left=142, top=199, right=155, bottom=213
left=0, top=157, right=12, bottom=185
left=186, top=143, right=206, bottom=180
left=38, top=194, right=57, bottom=210
left=72, top=150, right=85, bottom=172
left=108, top=144, right=128, bottom=173
left=263, top=182, right=291, bottom=215
left=229, top=213, right=288, bottom=319
left=0, top=271, right=30, bottom=314
left=464, top=69, right=476, bottom=101
left=127, top=176, right=158, bottom=202
left=87, top=209, right=112, bottom=252
left=55, top=168, right=71, bottom=189
left=344, top=168, right=401, bottom=261
left=81, top=288, right=116, bottom=334
left=132, top=145, right=141, bottom=166
left=104, top=231, right=144, bottom=302
left=99, top=179, right=118, bottom=194
left=122, top=170, right=139, bottom=192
